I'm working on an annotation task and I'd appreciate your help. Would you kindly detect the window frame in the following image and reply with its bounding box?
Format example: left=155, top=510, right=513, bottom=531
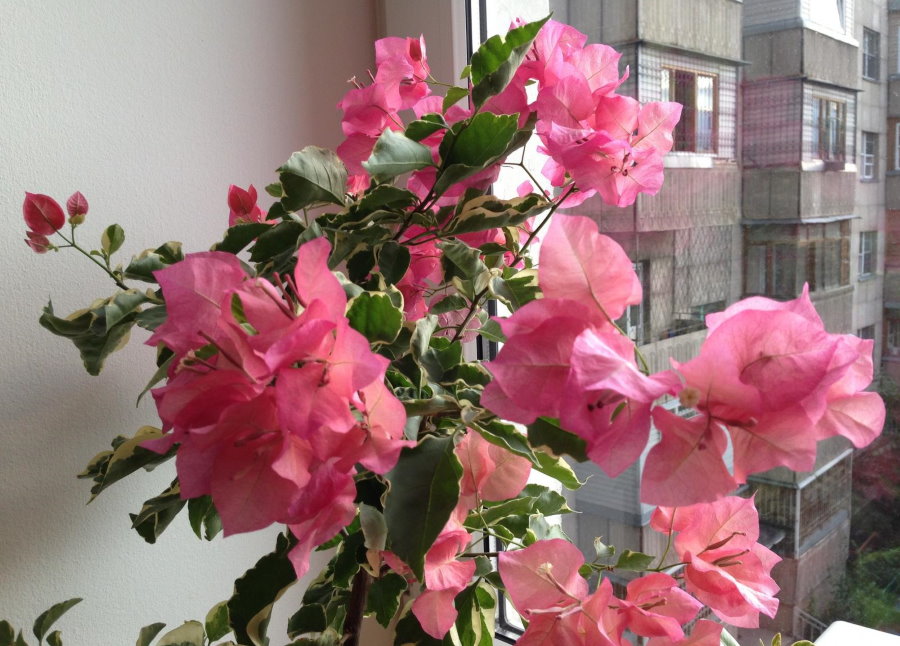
left=812, top=97, right=847, bottom=162
left=858, top=231, right=877, bottom=278
left=661, top=67, right=719, bottom=154
left=860, top=131, right=878, bottom=180
left=862, top=28, right=880, bottom=81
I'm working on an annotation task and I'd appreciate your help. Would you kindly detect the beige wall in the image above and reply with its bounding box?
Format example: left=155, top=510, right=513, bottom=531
left=0, top=2, right=377, bottom=644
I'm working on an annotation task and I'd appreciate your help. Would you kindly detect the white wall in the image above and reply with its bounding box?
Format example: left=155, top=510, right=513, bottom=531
left=0, top=2, right=376, bottom=643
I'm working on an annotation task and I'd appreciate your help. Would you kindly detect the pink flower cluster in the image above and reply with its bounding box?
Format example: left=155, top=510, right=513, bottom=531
left=144, top=237, right=411, bottom=578
left=499, top=538, right=721, bottom=645
left=484, top=214, right=884, bottom=508
left=335, top=19, right=681, bottom=209
left=227, top=184, right=267, bottom=226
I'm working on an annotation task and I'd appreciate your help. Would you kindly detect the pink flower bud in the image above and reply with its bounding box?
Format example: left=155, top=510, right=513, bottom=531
left=227, top=184, right=257, bottom=214
left=25, top=231, right=52, bottom=254
left=66, top=191, right=89, bottom=225
left=23, top=192, right=65, bottom=235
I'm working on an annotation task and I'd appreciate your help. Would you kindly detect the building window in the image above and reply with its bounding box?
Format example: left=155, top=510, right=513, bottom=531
left=887, top=319, right=900, bottom=355
left=811, top=0, right=846, bottom=33
left=619, top=261, right=650, bottom=345
left=860, top=131, right=878, bottom=180
left=858, top=231, right=877, bottom=277
left=857, top=325, right=875, bottom=340
left=811, top=98, right=846, bottom=161
left=895, top=122, right=900, bottom=171
left=862, top=28, right=880, bottom=80
left=661, top=68, right=716, bottom=153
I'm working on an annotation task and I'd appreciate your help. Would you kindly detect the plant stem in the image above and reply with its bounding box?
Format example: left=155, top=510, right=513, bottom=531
left=54, top=230, right=129, bottom=290
left=343, top=568, right=370, bottom=646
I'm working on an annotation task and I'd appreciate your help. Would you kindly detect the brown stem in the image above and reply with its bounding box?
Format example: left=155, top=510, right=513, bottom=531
left=343, top=568, right=370, bottom=646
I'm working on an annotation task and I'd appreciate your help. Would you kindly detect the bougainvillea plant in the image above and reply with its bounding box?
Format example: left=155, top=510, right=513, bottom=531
left=14, top=16, right=880, bottom=646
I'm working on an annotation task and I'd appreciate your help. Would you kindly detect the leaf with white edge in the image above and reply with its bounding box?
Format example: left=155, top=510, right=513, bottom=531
left=135, top=623, right=166, bottom=646
left=228, top=532, right=297, bottom=646
left=204, top=602, right=230, bottom=642
left=470, top=15, right=549, bottom=108
left=365, top=572, right=408, bottom=627
left=81, top=426, right=175, bottom=501
left=442, top=86, right=469, bottom=113
left=438, top=239, right=487, bottom=281
left=533, top=450, right=585, bottom=490
left=471, top=420, right=535, bottom=463
left=129, top=480, right=186, bottom=544
left=363, top=129, right=434, bottom=183
left=477, top=318, right=505, bottom=343
left=187, top=496, right=222, bottom=541
left=279, top=146, right=347, bottom=210
left=614, top=549, right=655, bottom=571
left=448, top=194, right=547, bottom=236
left=155, top=621, right=204, bottom=646
left=405, top=114, right=449, bottom=142
left=123, top=242, right=183, bottom=283
left=429, top=294, right=467, bottom=314
left=489, top=271, right=540, bottom=311
left=359, top=504, right=387, bottom=552
left=101, top=223, right=125, bottom=256
left=594, top=538, right=616, bottom=560
left=346, top=292, right=403, bottom=345
left=45, top=631, right=61, bottom=646
left=384, top=435, right=462, bottom=580
left=433, top=113, right=519, bottom=196
left=32, top=598, right=81, bottom=644
left=719, top=629, right=741, bottom=646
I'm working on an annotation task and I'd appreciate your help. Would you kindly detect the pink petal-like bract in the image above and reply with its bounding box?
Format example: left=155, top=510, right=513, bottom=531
left=498, top=539, right=588, bottom=618
left=540, top=213, right=642, bottom=322
left=66, top=191, right=89, bottom=219
left=23, top=192, right=65, bottom=235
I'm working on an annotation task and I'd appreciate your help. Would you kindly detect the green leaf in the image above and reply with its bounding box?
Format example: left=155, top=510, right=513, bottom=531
left=204, top=602, right=230, bottom=642
left=13, top=631, right=26, bottom=646
left=429, top=294, right=467, bottom=314
left=248, top=220, right=305, bottom=263
left=365, top=572, right=408, bottom=627
left=279, top=146, right=347, bottom=210
left=123, top=242, right=183, bottom=282
left=594, top=538, right=616, bottom=560
left=520, top=483, right=573, bottom=516
left=265, top=182, right=284, bottom=198
left=101, top=223, right=125, bottom=256
left=187, top=496, right=222, bottom=541
left=135, top=304, right=167, bottom=332
left=45, top=631, right=61, bottom=646
left=384, top=435, right=462, bottom=580
left=393, top=613, right=444, bottom=646
left=453, top=582, right=495, bottom=646
left=0, top=622, right=15, bottom=646
left=533, top=450, right=585, bottom=490
left=363, top=129, right=434, bottom=182
left=79, top=426, right=175, bottom=501
left=287, top=604, right=326, bottom=638
left=470, top=15, right=550, bottom=108
left=228, top=532, right=298, bottom=646
left=442, top=86, right=469, bottom=112
left=346, top=292, right=403, bottom=345
left=39, top=301, right=136, bottom=376
left=614, top=549, right=655, bottom=571
left=490, top=269, right=540, bottom=311
left=433, top=112, right=519, bottom=196
left=438, top=239, right=487, bottom=281
left=527, top=417, right=589, bottom=462
left=155, top=621, right=204, bottom=646
left=448, top=194, right=547, bottom=236
left=359, top=504, right=388, bottom=552
left=212, top=222, right=272, bottom=254
left=719, top=629, right=741, bottom=646
left=472, top=420, right=535, bottom=463
left=477, top=318, right=505, bottom=343
left=135, top=623, right=166, bottom=646
left=32, top=599, right=81, bottom=644
left=377, top=241, right=411, bottom=285
left=405, top=114, right=448, bottom=142
left=129, top=480, right=186, bottom=544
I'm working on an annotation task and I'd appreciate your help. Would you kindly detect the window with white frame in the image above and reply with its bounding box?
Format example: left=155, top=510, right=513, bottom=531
left=662, top=68, right=717, bottom=153
left=861, top=131, right=878, bottom=179
left=810, top=0, right=846, bottom=33
left=863, top=28, right=880, bottom=80
left=858, top=231, right=877, bottom=278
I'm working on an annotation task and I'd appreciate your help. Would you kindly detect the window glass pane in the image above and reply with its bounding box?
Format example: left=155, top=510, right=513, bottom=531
left=697, top=75, right=715, bottom=152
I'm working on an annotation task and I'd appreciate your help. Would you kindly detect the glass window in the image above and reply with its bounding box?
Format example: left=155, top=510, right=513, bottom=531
left=861, top=131, right=878, bottom=179
left=894, top=121, right=900, bottom=171
left=857, top=324, right=875, bottom=340
left=813, top=98, right=846, bottom=161
left=662, top=68, right=717, bottom=153
left=858, top=231, right=877, bottom=277
left=888, top=319, right=900, bottom=355
left=863, top=28, right=880, bottom=80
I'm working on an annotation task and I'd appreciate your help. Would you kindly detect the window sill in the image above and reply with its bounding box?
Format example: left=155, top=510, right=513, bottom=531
left=862, top=75, right=881, bottom=83
left=858, top=273, right=877, bottom=282
left=859, top=177, right=879, bottom=183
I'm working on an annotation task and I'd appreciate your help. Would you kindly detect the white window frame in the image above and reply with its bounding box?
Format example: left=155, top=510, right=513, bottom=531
left=860, top=131, right=877, bottom=180
left=894, top=123, right=900, bottom=171
left=858, top=231, right=877, bottom=278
